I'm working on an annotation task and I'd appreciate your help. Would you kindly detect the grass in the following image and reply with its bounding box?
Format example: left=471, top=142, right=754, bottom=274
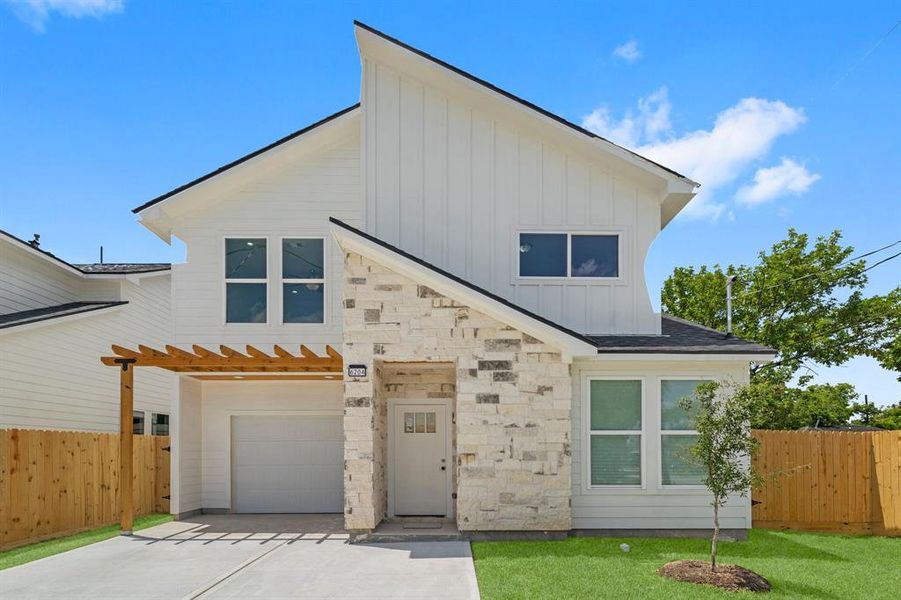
left=0, top=513, right=174, bottom=571
left=472, top=530, right=901, bottom=599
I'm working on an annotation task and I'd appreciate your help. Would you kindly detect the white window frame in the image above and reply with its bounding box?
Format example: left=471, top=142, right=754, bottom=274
left=584, top=376, right=646, bottom=489
left=658, top=377, right=711, bottom=489
left=516, top=230, right=623, bottom=282
left=223, top=236, right=269, bottom=326
left=279, top=236, right=327, bottom=326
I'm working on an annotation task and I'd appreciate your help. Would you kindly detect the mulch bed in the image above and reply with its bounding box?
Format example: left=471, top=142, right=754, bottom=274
left=658, top=560, right=772, bottom=592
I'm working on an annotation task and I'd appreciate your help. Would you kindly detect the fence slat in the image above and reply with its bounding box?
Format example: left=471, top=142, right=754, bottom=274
left=0, top=429, right=170, bottom=550
left=752, top=429, right=900, bottom=535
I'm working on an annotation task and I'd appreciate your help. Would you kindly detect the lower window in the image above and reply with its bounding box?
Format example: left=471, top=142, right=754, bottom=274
left=588, top=379, right=643, bottom=486
left=151, top=413, right=169, bottom=436
left=133, top=410, right=145, bottom=435
left=660, top=379, right=708, bottom=486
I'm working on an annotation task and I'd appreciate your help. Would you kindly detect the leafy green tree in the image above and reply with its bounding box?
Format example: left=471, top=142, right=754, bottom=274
left=661, top=229, right=901, bottom=385
left=872, top=404, right=901, bottom=430
left=852, top=402, right=901, bottom=430
left=681, top=381, right=761, bottom=571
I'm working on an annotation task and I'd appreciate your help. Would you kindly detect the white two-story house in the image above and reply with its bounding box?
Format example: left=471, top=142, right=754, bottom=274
left=128, top=22, right=773, bottom=537
left=0, top=229, right=173, bottom=434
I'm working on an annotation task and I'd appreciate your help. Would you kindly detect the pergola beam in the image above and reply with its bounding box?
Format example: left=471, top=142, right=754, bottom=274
left=101, top=343, right=342, bottom=371
left=101, top=342, right=344, bottom=536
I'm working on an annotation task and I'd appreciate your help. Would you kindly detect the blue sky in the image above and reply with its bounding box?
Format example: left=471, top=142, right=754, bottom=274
left=1, top=1, right=899, bottom=403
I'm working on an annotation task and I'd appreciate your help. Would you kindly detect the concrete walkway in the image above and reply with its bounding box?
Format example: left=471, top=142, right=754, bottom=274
left=0, top=515, right=480, bottom=599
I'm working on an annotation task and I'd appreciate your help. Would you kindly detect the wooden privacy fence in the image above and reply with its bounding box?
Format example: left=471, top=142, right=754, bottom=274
left=752, top=429, right=901, bottom=535
left=0, top=429, right=170, bottom=549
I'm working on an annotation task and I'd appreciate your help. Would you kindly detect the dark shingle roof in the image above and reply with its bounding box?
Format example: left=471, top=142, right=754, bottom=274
left=73, top=263, right=171, bottom=274
left=1, top=228, right=170, bottom=276
left=331, top=218, right=772, bottom=357
left=587, top=315, right=774, bottom=354
left=0, top=301, right=128, bottom=330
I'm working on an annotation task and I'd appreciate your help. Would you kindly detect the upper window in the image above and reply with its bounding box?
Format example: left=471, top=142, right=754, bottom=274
left=151, top=413, right=170, bottom=436
left=282, top=238, right=325, bottom=324
left=588, top=379, right=642, bottom=486
left=518, top=233, right=619, bottom=278
left=660, top=380, right=708, bottom=486
left=225, top=238, right=267, bottom=323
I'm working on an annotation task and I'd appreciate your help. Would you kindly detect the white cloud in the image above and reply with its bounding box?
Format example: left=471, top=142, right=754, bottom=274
left=582, top=87, right=671, bottom=148
left=582, top=93, right=808, bottom=220
left=736, top=158, right=820, bottom=205
left=2, top=0, right=122, bottom=32
left=613, top=39, right=642, bottom=63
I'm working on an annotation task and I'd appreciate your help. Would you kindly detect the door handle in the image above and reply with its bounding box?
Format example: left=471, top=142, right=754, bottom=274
left=440, top=466, right=446, bottom=471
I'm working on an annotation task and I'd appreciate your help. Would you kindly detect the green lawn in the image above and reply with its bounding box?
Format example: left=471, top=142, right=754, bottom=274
left=0, top=513, right=174, bottom=571
left=472, top=530, right=901, bottom=599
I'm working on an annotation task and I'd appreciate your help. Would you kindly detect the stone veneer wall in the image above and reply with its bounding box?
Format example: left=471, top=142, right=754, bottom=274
left=342, top=252, right=572, bottom=531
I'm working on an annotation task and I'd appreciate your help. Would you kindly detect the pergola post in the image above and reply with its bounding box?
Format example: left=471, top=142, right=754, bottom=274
left=117, top=358, right=136, bottom=535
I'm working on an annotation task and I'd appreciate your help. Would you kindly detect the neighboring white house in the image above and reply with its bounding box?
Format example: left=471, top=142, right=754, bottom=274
left=120, top=22, right=774, bottom=536
left=0, top=229, right=174, bottom=434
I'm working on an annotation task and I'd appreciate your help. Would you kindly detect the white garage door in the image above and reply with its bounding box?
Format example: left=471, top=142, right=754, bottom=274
left=232, top=415, right=343, bottom=513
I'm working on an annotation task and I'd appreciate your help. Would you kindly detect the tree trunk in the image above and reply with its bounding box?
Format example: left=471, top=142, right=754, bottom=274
left=711, top=501, right=720, bottom=572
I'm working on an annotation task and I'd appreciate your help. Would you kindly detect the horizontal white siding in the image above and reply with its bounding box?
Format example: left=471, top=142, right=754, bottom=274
left=570, top=358, right=752, bottom=530
left=171, top=125, right=362, bottom=350
left=198, top=380, right=343, bottom=510
left=0, top=244, right=85, bottom=313
left=362, top=58, right=661, bottom=334
left=0, top=275, right=174, bottom=432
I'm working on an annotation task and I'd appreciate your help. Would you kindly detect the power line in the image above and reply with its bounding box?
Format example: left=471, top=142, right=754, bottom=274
left=832, top=19, right=901, bottom=89
left=733, top=238, right=901, bottom=300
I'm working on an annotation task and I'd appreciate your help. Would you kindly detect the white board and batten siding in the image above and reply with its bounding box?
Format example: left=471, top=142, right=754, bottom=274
left=570, top=358, right=753, bottom=530
left=170, top=123, right=362, bottom=351
left=360, top=57, right=662, bottom=334
left=0, top=274, right=174, bottom=432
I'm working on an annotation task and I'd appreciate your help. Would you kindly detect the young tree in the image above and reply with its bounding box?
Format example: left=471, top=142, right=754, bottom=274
left=681, top=381, right=761, bottom=571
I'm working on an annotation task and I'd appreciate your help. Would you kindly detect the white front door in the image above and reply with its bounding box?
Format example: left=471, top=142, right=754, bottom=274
left=393, top=403, right=449, bottom=516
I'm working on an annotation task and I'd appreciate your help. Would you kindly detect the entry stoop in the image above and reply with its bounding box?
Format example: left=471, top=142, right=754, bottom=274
left=351, top=518, right=464, bottom=543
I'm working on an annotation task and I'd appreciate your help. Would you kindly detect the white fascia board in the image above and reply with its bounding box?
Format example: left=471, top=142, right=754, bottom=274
left=355, top=25, right=698, bottom=192
left=331, top=224, right=598, bottom=360
left=83, top=270, right=171, bottom=283
left=0, top=233, right=84, bottom=276
left=582, top=353, right=776, bottom=363
left=0, top=304, right=126, bottom=337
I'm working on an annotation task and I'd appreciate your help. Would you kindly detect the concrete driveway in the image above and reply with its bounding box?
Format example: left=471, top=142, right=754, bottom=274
left=0, top=515, right=480, bottom=599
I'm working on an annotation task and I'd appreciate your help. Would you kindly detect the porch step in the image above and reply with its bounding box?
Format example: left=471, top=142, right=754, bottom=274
left=351, top=520, right=464, bottom=543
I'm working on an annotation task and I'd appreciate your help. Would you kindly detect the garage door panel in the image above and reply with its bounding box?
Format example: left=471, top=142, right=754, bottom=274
left=232, top=415, right=343, bottom=513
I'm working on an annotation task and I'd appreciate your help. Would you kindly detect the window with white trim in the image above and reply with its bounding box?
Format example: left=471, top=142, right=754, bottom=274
left=660, top=379, right=708, bottom=486
left=281, top=238, right=325, bottom=324
left=588, top=379, right=642, bottom=486
left=225, top=238, right=267, bottom=323
left=519, top=233, right=619, bottom=278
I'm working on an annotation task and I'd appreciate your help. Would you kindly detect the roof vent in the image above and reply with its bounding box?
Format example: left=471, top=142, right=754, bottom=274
left=29, top=234, right=41, bottom=248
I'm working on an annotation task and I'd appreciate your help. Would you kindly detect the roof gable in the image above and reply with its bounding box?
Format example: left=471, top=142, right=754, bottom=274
left=330, top=218, right=599, bottom=359
left=134, top=104, right=360, bottom=241
left=354, top=21, right=698, bottom=213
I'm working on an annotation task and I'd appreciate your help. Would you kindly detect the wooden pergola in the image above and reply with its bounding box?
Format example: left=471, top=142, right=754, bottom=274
left=101, top=343, right=343, bottom=534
